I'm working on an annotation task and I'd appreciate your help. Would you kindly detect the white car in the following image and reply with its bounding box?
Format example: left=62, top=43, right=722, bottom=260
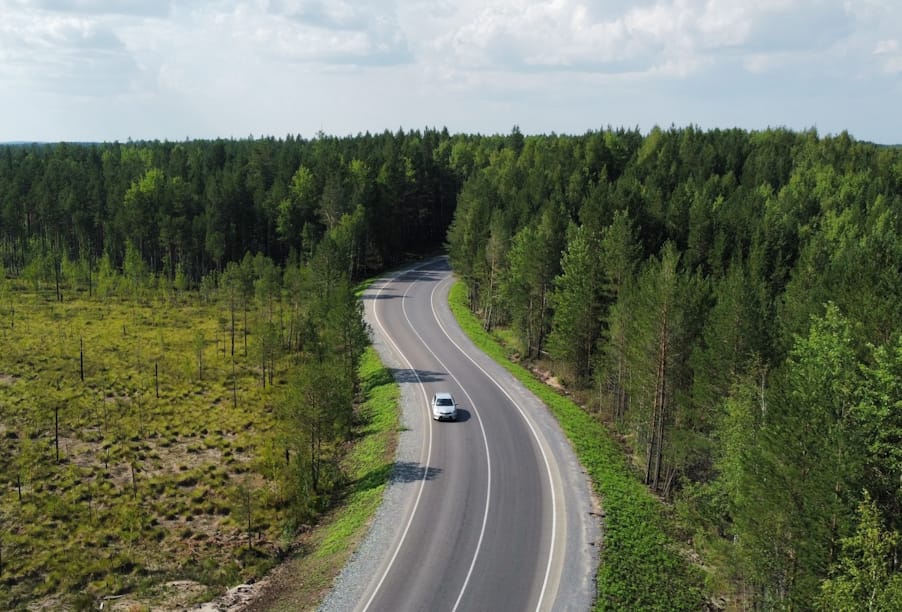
left=431, top=392, right=458, bottom=421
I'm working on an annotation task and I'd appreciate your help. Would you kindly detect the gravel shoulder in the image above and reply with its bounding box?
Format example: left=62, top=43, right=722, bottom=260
left=188, top=261, right=600, bottom=612
left=318, top=268, right=429, bottom=612
left=322, top=262, right=599, bottom=611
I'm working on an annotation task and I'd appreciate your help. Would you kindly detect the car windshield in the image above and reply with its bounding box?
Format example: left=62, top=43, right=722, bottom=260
left=437, top=397, right=454, bottom=406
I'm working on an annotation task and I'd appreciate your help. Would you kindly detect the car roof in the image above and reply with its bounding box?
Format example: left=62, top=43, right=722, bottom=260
left=434, top=392, right=454, bottom=400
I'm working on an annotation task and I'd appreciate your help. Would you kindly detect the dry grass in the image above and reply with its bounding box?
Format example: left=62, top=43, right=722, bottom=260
left=0, top=286, right=290, bottom=609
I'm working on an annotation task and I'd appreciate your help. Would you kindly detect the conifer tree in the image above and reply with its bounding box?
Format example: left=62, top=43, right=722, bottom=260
left=548, top=223, right=602, bottom=383
left=725, top=305, right=864, bottom=606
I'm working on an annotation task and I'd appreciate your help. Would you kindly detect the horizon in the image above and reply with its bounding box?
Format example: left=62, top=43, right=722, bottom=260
left=1, top=1, right=900, bottom=145
left=1, top=124, right=899, bottom=148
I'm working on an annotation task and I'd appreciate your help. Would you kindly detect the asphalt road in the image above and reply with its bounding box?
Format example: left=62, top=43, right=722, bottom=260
left=322, top=257, right=598, bottom=612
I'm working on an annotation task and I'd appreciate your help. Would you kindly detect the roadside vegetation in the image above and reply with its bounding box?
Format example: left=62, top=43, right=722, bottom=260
left=448, top=282, right=704, bottom=610
left=0, top=250, right=371, bottom=610
left=447, top=128, right=902, bottom=608
left=248, top=347, right=399, bottom=611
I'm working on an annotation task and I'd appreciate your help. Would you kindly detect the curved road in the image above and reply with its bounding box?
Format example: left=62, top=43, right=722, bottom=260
left=322, top=257, right=598, bottom=611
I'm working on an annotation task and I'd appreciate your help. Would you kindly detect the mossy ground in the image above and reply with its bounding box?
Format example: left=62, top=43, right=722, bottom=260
left=0, top=284, right=296, bottom=609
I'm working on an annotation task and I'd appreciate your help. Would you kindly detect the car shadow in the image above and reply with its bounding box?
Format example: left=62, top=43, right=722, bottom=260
left=443, top=408, right=470, bottom=423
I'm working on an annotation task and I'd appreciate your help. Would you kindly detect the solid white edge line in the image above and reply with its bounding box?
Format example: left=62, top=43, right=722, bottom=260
left=362, top=259, right=556, bottom=612
left=420, top=280, right=492, bottom=612
left=360, top=262, right=436, bottom=612
left=377, top=264, right=494, bottom=612
left=430, top=273, right=558, bottom=612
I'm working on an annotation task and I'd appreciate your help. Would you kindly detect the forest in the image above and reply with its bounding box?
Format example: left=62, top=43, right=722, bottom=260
left=0, top=130, right=459, bottom=284
left=1, top=126, right=901, bottom=609
left=447, top=126, right=902, bottom=609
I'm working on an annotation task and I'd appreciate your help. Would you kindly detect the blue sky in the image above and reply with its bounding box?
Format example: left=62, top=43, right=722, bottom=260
left=1, top=0, right=900, bottom=143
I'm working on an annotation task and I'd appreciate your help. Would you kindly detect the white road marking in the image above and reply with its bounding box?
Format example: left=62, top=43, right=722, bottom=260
left=361, top=260, right=557, bottom=612
left=360, top=264, right=436, bottom=612
left=417, top=279, right=492, bottom=612
left=429, top=274, right=558, bottom=612
left=371, top=264, right=494, bottom=611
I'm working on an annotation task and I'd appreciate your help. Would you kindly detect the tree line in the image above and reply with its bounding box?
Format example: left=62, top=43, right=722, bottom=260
left=447, top=126, right=902, bottom=608
left=0, top=130, right=459, bottom=286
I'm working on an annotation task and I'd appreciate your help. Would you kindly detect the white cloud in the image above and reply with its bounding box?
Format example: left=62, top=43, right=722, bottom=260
left=873, top=39, right=902, bottom=73
left=422, top=0, right=863, bottom=78
left=0, top=10, right=142, bottom=95
left=2, top=0, right=170, bottom=17
left=0, top=0, right=900, bottom=142
left=874, top=39, right=897, bottom=54
left=268, top=0, right=386, bottom=31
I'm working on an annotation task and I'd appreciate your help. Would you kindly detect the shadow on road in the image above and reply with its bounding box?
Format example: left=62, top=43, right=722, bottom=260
left=397, top=270, right=443, bottom=282
left=360, top=291, right=404, bottom=300
left=352, top=461, right=443, bottom=496
left=392, top=461, right=443, bottom=484
left=389, top=368, right=447, bottom=384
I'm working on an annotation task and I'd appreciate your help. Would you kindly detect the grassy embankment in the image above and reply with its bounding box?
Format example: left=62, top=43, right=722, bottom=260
left=0, top=281, right=399, bottom=610
left=256, top=346, right=398, bottom=611
left=447, top=281, right=705, bottom=611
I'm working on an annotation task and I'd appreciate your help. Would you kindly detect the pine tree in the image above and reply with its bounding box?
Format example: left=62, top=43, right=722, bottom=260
left=613, top=242, right=687, bottom=495
left=819, top=492, right=902, bottom=611
left=548, top=223, right=603, bottom=384
left=596, top=209, right=642, bottom=422
left=502, top=207, right=565, bottom=359
left=725, top=305, right=865, bottom=607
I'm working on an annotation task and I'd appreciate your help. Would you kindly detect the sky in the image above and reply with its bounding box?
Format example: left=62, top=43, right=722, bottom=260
left=0, top=0, right=900, bottom=144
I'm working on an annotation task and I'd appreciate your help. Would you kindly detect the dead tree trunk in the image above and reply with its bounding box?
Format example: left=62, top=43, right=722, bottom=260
left=54, top=405, right=60, bottom=464
left=645, top=302, right=669, bottom=491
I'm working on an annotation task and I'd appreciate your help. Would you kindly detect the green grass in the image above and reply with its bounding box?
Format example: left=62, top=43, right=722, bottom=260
left=0, top=285, right=401, bottom=610
left=447, top=281, right=705, bottom=610
left=318, top=351, right=397, bottom=558
left=0, top=287, right=287, bottom=609
left=262, top=346, right=399, bottom=611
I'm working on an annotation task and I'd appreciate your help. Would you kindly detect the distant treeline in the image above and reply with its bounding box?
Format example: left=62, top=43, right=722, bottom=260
left=447, top=126, right=902, bottom=608
left=0, top=130, right=460, bottom=284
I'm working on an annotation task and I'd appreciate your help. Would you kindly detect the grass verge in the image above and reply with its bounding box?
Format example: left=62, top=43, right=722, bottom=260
left=447, top=281, right=705, bottom=611
left=259, top=346, right=399, bottom=611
